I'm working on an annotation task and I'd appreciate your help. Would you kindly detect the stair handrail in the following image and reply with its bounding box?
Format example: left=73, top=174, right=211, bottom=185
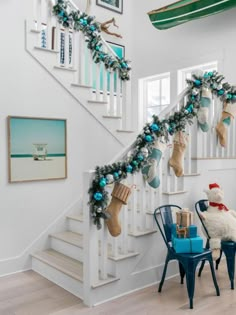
left=63, top=0, right=126, bottom=66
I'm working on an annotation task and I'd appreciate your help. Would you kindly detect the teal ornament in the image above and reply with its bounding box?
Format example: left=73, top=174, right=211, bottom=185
left=90, top=25, right=96, bottom=31
left=208, top=72, right=213, bottom=77
left=218, top=89, right=225, bottom=96
left=187, top=104, right=194, bottom=113
left=150, top=123, right=159, bottom=132
left=137, top=154, right=144, bottom=161
left=191, top=96, right=195, bottom=100
left=132, top=160, right=138, bottom=166
left=99, top=178, right=107, bottom=188
left=59, top=10, right=64, bottom=17
left=94, top=192, right=103, bottom=201
left=113, top=172, right=119, bottom=179
left=227, top=94, right=232, bottom=99
left=194, top=80, right=201, bottom=86
left=203, top=73, right=209, bottom=79
left=232, top=95, right=236, bottom=100
left=145, top=135, right=153, bottom=142
left=95, top=45, right=101, bottom=51
left=126, top=165, right=133, bottom=173
left=63, top=17, right=68, bottom=21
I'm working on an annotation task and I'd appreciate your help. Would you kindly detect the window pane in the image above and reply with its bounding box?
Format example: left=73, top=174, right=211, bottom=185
left=147, top=80, right=160, bottom=107
left=161, top=78, right=170, bottom=105
left=147, top=105, right=168, bottom=121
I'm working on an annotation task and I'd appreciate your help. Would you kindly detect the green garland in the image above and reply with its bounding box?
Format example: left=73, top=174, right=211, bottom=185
left=89, top=70, right=236, bottom=229
left=52, top=0, right=131, bottom=80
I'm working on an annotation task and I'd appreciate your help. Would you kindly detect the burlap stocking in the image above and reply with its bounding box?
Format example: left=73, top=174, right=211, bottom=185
left=142, top=139, right=166, bottom=188
left=169, top=131, right=189, bottom=177
left=106, top=182, right=131, bottom=237
left=197, top=87, right=212, bottom=132
left=216, top=102, right=236, bottom=147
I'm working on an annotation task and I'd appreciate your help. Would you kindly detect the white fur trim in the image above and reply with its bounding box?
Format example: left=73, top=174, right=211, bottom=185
left=197, top=107, right=209, bottom=124
left=210, top=238, right=221, bottom=249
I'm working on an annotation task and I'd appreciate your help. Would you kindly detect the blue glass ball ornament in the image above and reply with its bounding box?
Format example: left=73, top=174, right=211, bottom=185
left=94, top=192, right=103, bottom=201
left=90, top=25, right=96, bottom=31
left=232, top=95, right=236, bottom=100
left=132, top=160, right=138, bottom=166
left=227, top=94, right=232, bottom=99
left=137, top=154, right=144, bottom=161
left=145, top=135, right=153, bottom=142
left=187, top=104, right=194, bottom=113
left=194, top=80, right=201, bottom=86
left=59, top=10, right=64, bottom=17
left=208, top=72, right=213, bottom=77
left=150, top=123, right=159, bottom=132
left=218, top=89, right=225, bottom=96
left=99, top=178, right=107, bottom=187
left=203, top=73, right=209, bottom=79
left=113, top=172, right=119, bottom=179
left=126, top=165, right=133, bottom=173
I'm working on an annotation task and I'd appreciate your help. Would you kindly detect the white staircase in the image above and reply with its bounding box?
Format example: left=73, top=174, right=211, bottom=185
left=28, top=0, right=236, bottom=309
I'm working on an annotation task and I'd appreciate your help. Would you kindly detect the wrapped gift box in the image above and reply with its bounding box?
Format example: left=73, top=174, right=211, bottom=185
left=188, top=225, right=197, bottom=238
left=172, top=236, right=203, bottom=254
left=171, top=223, right=177, bottom=237
left=176, top=209, right=193, bottom=227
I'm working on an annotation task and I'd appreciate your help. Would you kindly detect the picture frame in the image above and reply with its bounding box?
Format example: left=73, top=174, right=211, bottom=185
left=96, top=0, right=123, bottom=14
left=8, top=116, right=67, bottom=183
left=92, top=41, right=125, bottom=92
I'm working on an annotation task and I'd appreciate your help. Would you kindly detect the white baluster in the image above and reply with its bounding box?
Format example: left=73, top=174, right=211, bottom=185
left=100, top=226, right=108, bottom=280
left=139, top=175, right=147, bottom=231
left=78, top=33, right=85, bottom=85
left=87, top=50, right=93, bottom=88
left=109, top=72, right=115, bottom=116
left=45, top=0, right=52, bottom=50
left=111, top=237, right=119, bottom=258
left=120, top=204, right=128, bottom=255
left=36, top=0, right=42, bottom=32
left=95, top=63, right=101, bottom=101
left=121, top=82, right=127, bottom=129
left=64, top=28, right=69, bottom=67
left=117, top=77, right=122, bottom=117
left=232, top=119, right=236, bottom=157
left=130, top=176, right=137, bottom=234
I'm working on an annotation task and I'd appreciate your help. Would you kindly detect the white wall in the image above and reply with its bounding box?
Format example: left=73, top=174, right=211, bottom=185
left=0, top=0, right=124, bottom=273
left=130, top=0, right=236, bottom=130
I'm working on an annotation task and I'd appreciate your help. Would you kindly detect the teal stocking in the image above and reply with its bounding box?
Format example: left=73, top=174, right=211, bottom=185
left=142, top=140, right=166, bottom=189
left=197, top=88, right=212, bottom=132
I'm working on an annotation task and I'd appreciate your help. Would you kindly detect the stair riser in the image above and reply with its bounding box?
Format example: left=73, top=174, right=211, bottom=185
left=67, top=218, right=84, bottom=233
left=102, top=117, right=122, bottom=131
left=32, top=257, right=83, bottom=299
left=50, top=237, right=83, bottom=262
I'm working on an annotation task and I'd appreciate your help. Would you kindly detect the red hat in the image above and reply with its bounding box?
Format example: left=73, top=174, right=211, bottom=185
left=209, top=183, right=220, bottom=190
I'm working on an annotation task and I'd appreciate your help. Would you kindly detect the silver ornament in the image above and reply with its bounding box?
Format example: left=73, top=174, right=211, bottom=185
left=217, top=84, right=222, bottom=90
left=106, top=174, right=114, bottom=184
left=141, top=147, right=149, bottom=158
left=192, top=88, right=199, bottom=95
left=97, top=207, right=102, bottom=213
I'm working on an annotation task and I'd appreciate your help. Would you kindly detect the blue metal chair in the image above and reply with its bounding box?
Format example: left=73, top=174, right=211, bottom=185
left=154, top=205, right=220, bottom=309
left=195, top=199, right=236, bottom=289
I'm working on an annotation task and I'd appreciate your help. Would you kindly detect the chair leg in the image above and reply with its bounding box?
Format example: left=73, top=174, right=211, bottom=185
left=215, top=250, right=223, bottom=270
left=198, top=260, right=205, bottom=277
left=158, top=258, right=169, bottom=292
left=178, top=262, right=185, bottom=284
left=223, top=247, right=235, bottom=290
left=185, top=261, right=197, bottom=309
left=208, top=257, right=220, bottom=296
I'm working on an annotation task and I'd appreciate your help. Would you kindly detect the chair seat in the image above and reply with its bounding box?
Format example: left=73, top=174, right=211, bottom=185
left=171, top=247, right=212, bottom=259
left=221, top=241, right=235, bottom=247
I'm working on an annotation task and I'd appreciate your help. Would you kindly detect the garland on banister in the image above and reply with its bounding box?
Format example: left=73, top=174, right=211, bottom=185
left=52, top=0, right=131, bottom=80
left=89, top=70, right=236, bottom=229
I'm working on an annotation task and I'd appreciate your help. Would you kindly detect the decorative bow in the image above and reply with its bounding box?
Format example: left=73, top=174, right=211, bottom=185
left=209, top=202, right=229, bottom=211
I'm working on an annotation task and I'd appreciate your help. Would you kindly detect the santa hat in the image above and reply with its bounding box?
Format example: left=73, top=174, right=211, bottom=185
left=209, top=183, right=220, bottom=190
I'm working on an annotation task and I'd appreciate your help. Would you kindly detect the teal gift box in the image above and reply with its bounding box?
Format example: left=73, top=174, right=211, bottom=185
left=188, top=225, right=197, bottom=238
left=171, top=223, right=177, bottom=237
left=172, top=236, right=203, bottom=254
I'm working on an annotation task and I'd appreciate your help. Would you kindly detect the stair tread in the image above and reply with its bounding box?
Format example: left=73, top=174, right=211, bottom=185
left=34, top=46, right=59, bottom=53
left=128, top=229, right=157, bottom=237
left=163, top=190, right=187, bottom=195
left=32, top=249, right=83, bottom=282
left=103, top=115, right=122, bottom=119
left=71, top=83, right=92, bottom=89
left=88, top=100, right=108, bottom=104
left=116, top=129, right=134, bottom=133
left=50, top=231, right=83, bottom=248
left=183, top=173, right=200, bottom=177
left=54, top=66, right=77, bottom=72
left=66, top=214, right=83, bottom=222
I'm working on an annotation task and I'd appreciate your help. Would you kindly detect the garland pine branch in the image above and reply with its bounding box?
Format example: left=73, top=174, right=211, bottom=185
left=52, top=0, right=131, bottom=80
left=89, top=70, right=236, bottom=229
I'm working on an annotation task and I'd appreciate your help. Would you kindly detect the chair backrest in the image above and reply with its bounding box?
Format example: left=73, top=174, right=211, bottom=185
left=195, top=199, right=211, bottom=239
left=154, top=204, right=182, bottom=250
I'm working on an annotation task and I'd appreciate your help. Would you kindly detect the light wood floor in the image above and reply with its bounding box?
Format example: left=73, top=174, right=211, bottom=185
left=1, top=261, right=236, bottom=315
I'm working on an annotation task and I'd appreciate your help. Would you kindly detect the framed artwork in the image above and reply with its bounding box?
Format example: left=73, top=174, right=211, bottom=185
left=92, top=41, right=125, bottom=92
left=8, top=116, right=67, bottom=183
left=96, top=0, right=123, bottom=14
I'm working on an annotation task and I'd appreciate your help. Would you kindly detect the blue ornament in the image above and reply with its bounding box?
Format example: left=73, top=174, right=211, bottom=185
left=191, top=96, right=195, bottom=100
left=132, top=160, right=138, bottom=167
left=94, top=192, right=103, bottom=201
left=232, top=95, right=236, bottom=100
left=63, top=17, right=68, bottom=21
left=203, top=73, right=209, bottom=79
left=145, top=135, right=153, bottom=142
left=194, top=80, right=201, bottom=86
left=150, top=123, right=159, bottom=132
left=208, top=72, right=213, bottom=77
left=227, top=94, right=232, bottom=99
left=90, top=25, right=96, bottom=31
left=59, top=10, right=64, bottom=17
left=187, top=104, right=194, bottom=113
left=113, top=172, right=119, bottom=179
left=137, top=154, right=144, bottom=161
left=95, top=45, right=101, bottom=51
left=99, top=178, right=107, bottom=187
left=218, top=89, right=225, bottom=96
left=121, top=62, right=128, bottom=68
left=126, top=165, right=133, bottom=173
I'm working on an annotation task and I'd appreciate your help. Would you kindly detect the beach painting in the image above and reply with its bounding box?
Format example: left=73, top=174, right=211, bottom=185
left=96, top=0, right=123, bottom=14
left=8, top=116, right=67, bottom=182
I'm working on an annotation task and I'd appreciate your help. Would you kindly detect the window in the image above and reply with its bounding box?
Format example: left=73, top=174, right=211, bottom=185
left=139, top=73, right=170, bottom=124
